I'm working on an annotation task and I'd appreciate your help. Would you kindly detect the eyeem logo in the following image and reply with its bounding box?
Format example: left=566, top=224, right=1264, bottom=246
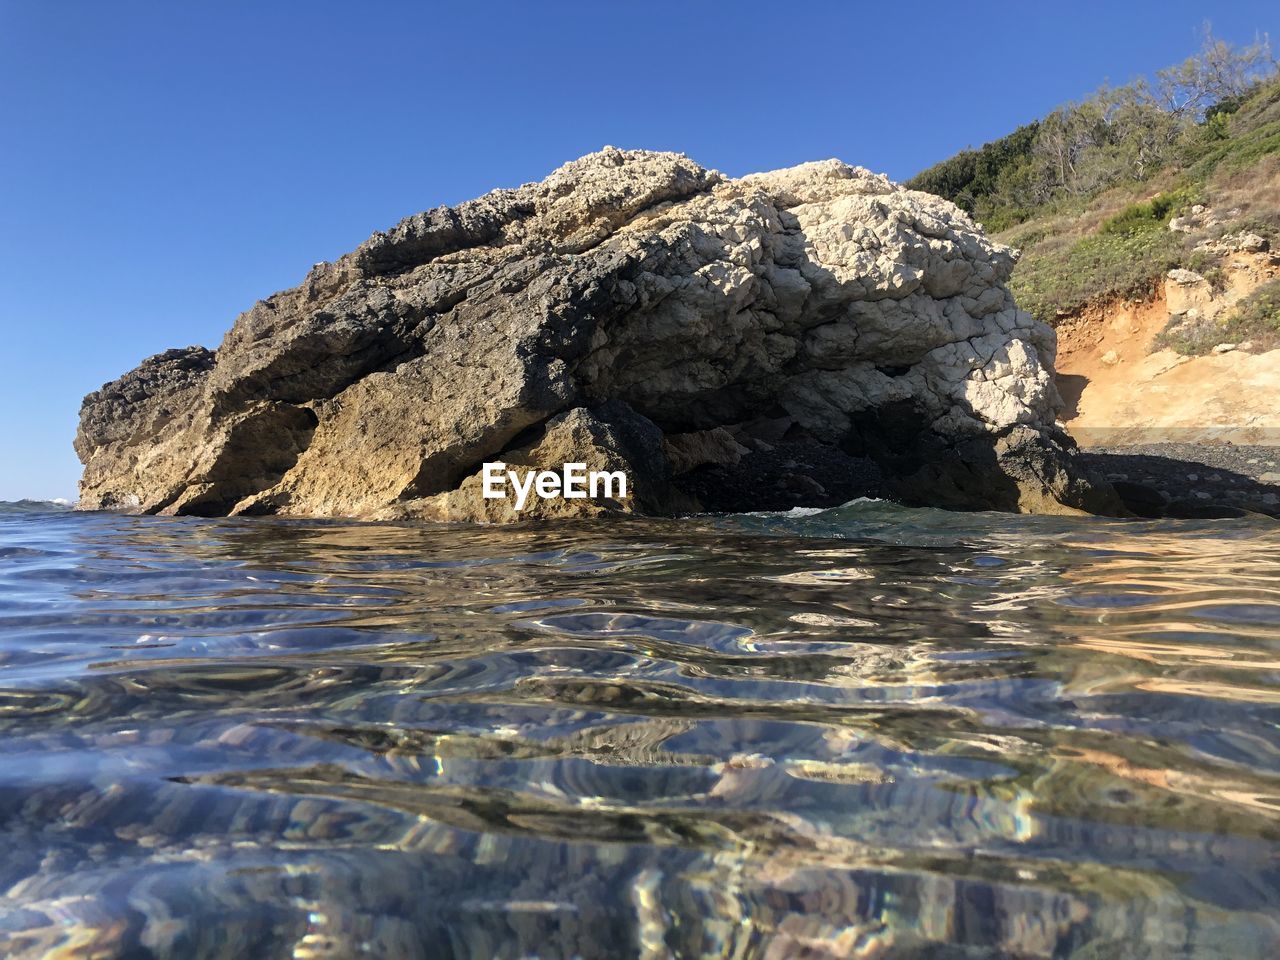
left=482, top=462, right=628, bottom=512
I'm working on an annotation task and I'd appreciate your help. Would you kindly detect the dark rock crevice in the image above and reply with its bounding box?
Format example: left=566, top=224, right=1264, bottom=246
left=160, top=403, right=319, bottom=517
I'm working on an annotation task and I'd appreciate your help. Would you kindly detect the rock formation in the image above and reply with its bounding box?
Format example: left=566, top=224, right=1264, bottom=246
left=76, top=148, right=1120, bottom=519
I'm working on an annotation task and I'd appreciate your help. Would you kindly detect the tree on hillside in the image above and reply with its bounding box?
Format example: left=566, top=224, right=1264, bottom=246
left=906, top=25, right=1277, bottom=228
left=1156, top=23, right=1276, bottom=117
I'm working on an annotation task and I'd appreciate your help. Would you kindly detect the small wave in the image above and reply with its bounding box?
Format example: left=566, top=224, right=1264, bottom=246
left=0, top=499, right=75, bottom=515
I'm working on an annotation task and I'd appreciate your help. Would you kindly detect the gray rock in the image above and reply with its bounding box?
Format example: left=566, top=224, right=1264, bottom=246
left=76, top=149, right=1121, bottom=520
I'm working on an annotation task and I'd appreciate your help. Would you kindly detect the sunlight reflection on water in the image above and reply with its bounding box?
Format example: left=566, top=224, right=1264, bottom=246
left=0, top=500, right=1278, bottom=957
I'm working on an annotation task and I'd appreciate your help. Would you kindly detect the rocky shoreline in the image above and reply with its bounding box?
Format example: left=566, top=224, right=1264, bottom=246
left=1080, top=442, right=1280, bottom=518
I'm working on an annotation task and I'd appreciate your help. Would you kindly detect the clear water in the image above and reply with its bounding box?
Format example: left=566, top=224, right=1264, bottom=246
left=1, top=501, right=1278, bottom=958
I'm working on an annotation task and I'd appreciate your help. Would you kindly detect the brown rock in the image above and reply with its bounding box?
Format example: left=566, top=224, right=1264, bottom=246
left=76, top=148, right=1121, bottom=519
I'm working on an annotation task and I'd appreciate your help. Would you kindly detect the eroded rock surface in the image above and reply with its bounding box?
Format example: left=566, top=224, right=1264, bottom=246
left=77, top=148, right=1119, bottom=519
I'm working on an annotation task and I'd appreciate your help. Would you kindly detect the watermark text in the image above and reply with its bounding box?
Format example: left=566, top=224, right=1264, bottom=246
left=482, top=462, right=627, bottom=511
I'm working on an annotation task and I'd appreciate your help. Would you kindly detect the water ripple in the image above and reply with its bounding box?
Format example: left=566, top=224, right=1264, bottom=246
left=0, top=503, right=1277, bottom=957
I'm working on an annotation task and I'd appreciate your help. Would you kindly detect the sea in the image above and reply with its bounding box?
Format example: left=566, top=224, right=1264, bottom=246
left=0, top=499, right=1278, bottom=958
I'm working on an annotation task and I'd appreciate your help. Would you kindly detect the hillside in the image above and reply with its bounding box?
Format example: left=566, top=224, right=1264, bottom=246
left=907, top=33, right=1280, bottom=449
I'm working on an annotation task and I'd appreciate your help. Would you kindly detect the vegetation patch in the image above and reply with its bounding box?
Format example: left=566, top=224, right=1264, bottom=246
left=1010, top=227, right=1187, bottom=322
left=908, top=29, right=1280, bottom=325
left=1099, top=187, right=1200, bottom=235
left=908, top=28, right=1275, bottom=231
left=1154, top=277, right=1280, bottom=355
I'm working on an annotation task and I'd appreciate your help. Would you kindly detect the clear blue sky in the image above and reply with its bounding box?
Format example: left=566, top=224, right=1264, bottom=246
left=1, top=1, right=1276, bottom=501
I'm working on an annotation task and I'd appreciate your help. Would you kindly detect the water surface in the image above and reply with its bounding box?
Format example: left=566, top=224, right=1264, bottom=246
left=1, top=501, right=1278, bottom=958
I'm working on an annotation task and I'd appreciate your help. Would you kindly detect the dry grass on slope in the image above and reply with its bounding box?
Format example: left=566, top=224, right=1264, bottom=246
left=998, top=81, right=1280, bottom=328
left=1003, top=155, right=1279, bottom=328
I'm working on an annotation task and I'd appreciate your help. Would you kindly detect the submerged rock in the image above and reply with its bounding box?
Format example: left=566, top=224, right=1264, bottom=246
left=76, top=148, right=1120, bottom=519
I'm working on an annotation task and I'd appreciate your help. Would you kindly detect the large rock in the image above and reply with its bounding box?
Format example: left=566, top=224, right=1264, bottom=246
left=76, top=148, right=1121, bottom=519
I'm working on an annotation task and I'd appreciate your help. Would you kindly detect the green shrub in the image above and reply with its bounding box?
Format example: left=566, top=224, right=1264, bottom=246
left=906, top=122, right=1040, bottom=219
left=1153, top=277, right=1280, bottom=355
left=1232, top=278, right=1280, bottom=345
left=1010, top=228, right=1187, bottom=323
left=1099, top=187, right=1200, bottom=235
left=1153, top=315, right=1222, bottom=355
left=1184, top=254, right=1228, bottom=294
left=1223, top=124, right=1280, bottom=170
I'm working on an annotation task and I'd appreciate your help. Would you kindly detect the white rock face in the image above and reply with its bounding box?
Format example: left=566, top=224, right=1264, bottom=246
left=577, top=155, right=1060, bottom=443
left=77, top=148, right=1116, bottom=519
left=1196, top=231, right=1270, bottom=255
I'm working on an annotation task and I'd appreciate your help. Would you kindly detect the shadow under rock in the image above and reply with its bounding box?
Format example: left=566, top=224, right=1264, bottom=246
left=1055, top=373, right=1089, bottom=422
left=675, top=440, right=884, bottom=513
left=1078, top=450, right=1280, bottom=519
